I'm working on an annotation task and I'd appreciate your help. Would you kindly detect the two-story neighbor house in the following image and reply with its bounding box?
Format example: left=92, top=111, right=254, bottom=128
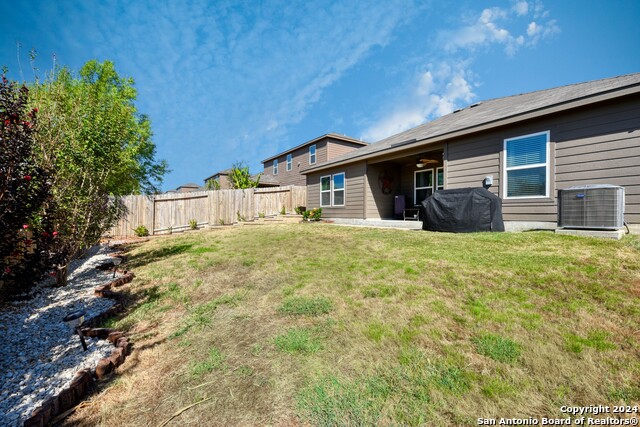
left=261, top=133, right=368, bottom=187
left=204, top=168, right=280, bottom=189
left=204, top=169, right=234, bottom=189
left=302, top=73, right=640, bottom=231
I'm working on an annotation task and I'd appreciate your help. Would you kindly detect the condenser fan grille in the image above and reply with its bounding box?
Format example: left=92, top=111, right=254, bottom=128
left=558, top=185, right=624, bottom=230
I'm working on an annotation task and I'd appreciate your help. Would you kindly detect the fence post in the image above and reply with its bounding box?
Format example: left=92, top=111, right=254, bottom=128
left=145, top=195, right=155, bottom=235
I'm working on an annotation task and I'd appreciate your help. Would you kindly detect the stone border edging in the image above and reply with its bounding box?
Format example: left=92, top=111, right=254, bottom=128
left=23, top=265, right=135, bottom=427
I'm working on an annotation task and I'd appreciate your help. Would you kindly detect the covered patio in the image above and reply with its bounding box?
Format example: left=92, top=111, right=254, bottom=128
left=364, top=146, right=444, bottom=220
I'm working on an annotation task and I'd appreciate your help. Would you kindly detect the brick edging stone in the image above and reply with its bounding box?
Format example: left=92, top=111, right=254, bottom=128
left=23, top=269, right=135, bottom=427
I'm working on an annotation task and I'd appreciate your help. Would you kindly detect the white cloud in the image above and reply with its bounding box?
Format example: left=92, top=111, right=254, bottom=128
left=513, top=1, right=529, bottom=16
left=362, top=1, right=559, bottom=142
left=362, top=63, right=475, bottom=142
left=440, top=1, right=558, bottom=56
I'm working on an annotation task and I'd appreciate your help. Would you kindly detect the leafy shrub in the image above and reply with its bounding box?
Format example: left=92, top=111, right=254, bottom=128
left=294, top=206, right=306, bottom=215
left=133, top=225, right=149, bottom=237
left=0, top=76, right=53, bottom=298
left=280, top=205, right=286, bottom=215
left=302, top=208, right=322, bottom=221
left=189, top=219, right=198, bottom=230
left=30, top=60, right=166, bottom=286
left=228, top=161, right=260, bottom=189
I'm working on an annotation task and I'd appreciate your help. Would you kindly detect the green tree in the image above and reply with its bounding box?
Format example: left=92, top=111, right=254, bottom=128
left=30, top=60, right=168, bottom=284
left=228, top=161, right=260, bottom=189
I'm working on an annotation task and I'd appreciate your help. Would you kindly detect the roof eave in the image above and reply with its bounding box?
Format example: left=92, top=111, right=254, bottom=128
left=261, top=133, right=367, bottom=164
left=302, top=84, right=640, bottom=174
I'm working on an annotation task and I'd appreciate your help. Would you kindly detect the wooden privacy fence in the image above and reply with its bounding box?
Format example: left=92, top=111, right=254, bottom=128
left=108, top=186, right=307, bottom=237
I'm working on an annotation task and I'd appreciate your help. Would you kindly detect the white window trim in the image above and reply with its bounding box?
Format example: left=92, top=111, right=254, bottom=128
left=502, top=130, right=550, bottom=200
left=286, top=154, right=292, bottom=171
left=414, top=169, right=434, bottom=204
left=436, top=167, right=444, bottom=191
left=273, top=159, right=278, bottom=175
left=332, top=172, right=345, bottom=207
left=320, top=173, right=345, bottom=207
left=320, top=175, right=331, bottom=207
left=309, top=144, right=317, bottom=165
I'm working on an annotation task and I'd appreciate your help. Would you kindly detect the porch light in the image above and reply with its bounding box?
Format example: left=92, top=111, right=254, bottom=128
left=416, top=163, right=424, bottom=168
left=63, top=310, right=88, bottom=351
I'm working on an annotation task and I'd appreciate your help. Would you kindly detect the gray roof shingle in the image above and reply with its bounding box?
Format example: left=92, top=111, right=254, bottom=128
left=304, top=73, right=640, bottom=173
left=261, top=133, right=367, bottom=163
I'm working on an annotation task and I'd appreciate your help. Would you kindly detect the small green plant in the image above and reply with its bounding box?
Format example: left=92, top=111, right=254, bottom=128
left=219, top=218, right=225, bottom=225
left=302, top=208, right=322, bottom=221
left=280, top=205, right=286, bottom=215
left=364, top=321, right=391, bottom=343
left=133, top=225, right=149, bottom=237
left=237, top=211, right=246, bottom=222
left=473, top=333, right=521, bottom=363
left=258, top=212, right=265, bottom=218
left=294, top=206, right=306, bottom=215
left=188, top=219, right=198, bottom=230
left=167, top=225, right=173, bottom=235
left=362, top=284, right=398, bottom=298
left=278, top=296, right=333, bottom=316
left=564, top=330, right=616, bottom=354
left=274, top=327, right=322, bottom=354
left=189, top=346, right=225, bottom=378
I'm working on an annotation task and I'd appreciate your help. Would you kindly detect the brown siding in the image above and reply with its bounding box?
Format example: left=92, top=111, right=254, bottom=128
left=307, top=162, right=366, bottom=219
left=326, top=138, right=366, bottom=159
left=261, top=137, right=365, bottom=188
left=262, top=141, right=328, bottom=187
left=445, top=95, right=640, bottom=223
left=205, top=175, right=232, bottom=190
left=366, top=163, right=401, bottom=219
left=555, top=99, right=640, bottom=221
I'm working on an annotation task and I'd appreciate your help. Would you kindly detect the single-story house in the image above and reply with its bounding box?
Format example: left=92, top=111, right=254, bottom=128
left=302, top=73, right=640, bottom=232
left=261, top=133, right=368, bottom=187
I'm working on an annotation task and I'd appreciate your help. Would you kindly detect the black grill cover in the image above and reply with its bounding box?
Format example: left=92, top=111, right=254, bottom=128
left=421, top=188, right=505, bottom=232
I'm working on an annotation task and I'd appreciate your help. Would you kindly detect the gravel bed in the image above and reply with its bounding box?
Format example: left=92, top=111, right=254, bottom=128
left=0, top=244, right=122, bottom=426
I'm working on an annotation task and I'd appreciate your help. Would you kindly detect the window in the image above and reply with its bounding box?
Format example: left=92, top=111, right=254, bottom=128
left=273, top=159, right=278, bottom=175
left=332, top=173, right=345, bottom=206
left=286, top=154, right=292, bottom=171
left=320, top=176, right=331, bottom=206
left=320, top=172, right=345, bottom=207
left=504, top=131, right=549, bottom=198
left=436, top=167, right=444, bottom=191
left=414, top=169, right=434, bottom=204
left=309, top=144, right=316, bottom=164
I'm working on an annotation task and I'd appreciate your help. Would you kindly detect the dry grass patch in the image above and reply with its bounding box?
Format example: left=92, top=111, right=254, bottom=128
left=67, top=225, right=640, bottom=426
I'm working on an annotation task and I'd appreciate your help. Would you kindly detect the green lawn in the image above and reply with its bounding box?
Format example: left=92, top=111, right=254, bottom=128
left=72, top=224, right=640, bottom=426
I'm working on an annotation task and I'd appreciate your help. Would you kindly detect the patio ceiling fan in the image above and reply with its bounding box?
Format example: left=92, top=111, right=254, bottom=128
left=411, top=158, right=439, bottom=168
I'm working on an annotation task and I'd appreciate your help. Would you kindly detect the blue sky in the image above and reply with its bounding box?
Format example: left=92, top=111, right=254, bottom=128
left=1, top=0, right=639, bottom=191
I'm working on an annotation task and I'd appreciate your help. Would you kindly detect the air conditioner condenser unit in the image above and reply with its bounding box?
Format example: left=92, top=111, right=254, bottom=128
left=558, top=185, right=625, bottom=230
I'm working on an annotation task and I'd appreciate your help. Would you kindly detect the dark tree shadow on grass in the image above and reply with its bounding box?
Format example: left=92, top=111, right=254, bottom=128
left=124, top=243, right=195, bottom=269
